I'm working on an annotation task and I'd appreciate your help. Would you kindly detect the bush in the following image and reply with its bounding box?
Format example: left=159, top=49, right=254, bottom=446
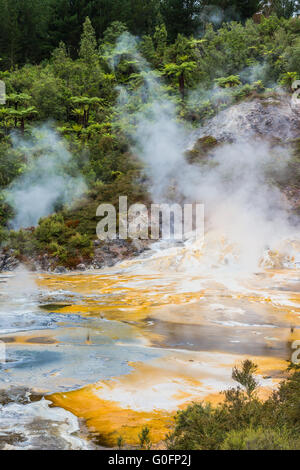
left=166, top=402, right=230, bottom=450
left=221, top=427, right=300, bottom=450
left=167, top=363, right=300, bottom=450
left=35, top=215, right=65, bottom=243
left=69, top=232, right=92, bottom=249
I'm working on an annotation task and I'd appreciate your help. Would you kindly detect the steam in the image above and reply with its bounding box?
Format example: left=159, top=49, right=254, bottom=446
left=5, top=126, right=87, bottom=229
left=198, top=5, right=226, bottom=27
left=186, top=60, right=276, bottom=114
left=111, top=33, right=186, bottom=201
left=112, top=33, right=300, bottom=272
left=183, top=139, right=294, bottom=270
left=197, top=3, right=247, bottom=30
left=239, top=62, right=270, bottom=85
left=5, top=265, right=38, bottom=299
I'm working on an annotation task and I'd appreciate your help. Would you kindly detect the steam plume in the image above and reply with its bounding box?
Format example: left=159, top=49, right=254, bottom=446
left=5, top=125, right=87, bottom=229
left=111, top=33, right=300, bottom=272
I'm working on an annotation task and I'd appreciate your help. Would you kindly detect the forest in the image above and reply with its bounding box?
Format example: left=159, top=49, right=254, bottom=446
left=1, top=0, right=299, bottom=68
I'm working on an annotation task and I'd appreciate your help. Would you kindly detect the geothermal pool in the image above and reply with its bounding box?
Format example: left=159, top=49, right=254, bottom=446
left=0, top=240, right=300, bottom=449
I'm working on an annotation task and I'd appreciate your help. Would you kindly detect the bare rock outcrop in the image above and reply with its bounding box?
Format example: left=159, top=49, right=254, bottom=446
left=192, top=95, right=300, bottom=144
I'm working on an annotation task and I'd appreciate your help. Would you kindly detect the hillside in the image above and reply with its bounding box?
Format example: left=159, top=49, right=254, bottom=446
left=0, top=12, right=300, bottom=271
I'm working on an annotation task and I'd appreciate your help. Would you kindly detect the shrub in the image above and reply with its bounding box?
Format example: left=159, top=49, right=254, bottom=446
left=167, top=365, right=300, bottom=450
left=221, top=426, right=299, bottom=450
left=138, top=426, right=152, bottom=450
left=232, top=359, right=259, bottom=398
left=166, top=402, right=229, bottom=450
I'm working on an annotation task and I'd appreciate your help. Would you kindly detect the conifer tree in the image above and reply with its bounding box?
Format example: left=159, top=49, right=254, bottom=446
left=79, top=17, right=98, bottom=64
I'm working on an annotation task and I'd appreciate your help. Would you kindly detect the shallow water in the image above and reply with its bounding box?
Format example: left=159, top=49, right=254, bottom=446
left=0, top=244, right=300, bottom=448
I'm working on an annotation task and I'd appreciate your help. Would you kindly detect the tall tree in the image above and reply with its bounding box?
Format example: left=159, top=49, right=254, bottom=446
left=259, top=0, right=300, bottom=18
left=164, top=60, right=197, bottom=99
left=118, top=0, right=160, bottom=35
left=154, top=23, right=168, bottom=60
left=0, top=0, right=51, bottom=68
left=79, top=17, right=98, bottom=64
left=160, top=0, right=202, bottom=40
left=47, top=0, right=93, bottom=56
left=201, top=1, right=261, bottom=22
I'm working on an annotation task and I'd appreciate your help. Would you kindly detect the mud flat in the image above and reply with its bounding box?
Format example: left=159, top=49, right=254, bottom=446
left=1, top=260, right=299, bottom=448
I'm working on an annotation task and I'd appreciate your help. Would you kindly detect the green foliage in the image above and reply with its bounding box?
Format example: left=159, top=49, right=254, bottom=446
left=215, top=75, right=242, bottom=88
left=0, top=6, right=299, bottom=453
left=70, top=96, right=104, bottom=127
left=154, top=23, right=168, bottom=62
left=0, top=144, right=25, bottom=188
left=101, top=21, right=128, bottom=48
left=1, top=1, right=298, bottom=72
left=260, top=0, right=300, bottom=19
left=79, top=17, right=98, bottom=65
left=160, top=0, right=202, bottom=41
left=232, top=359, right=259, bottom=397
left=138, top=426, right=152, bottom=450
left=221, top=426, right=300, bottom=450
left=30, top=70, right=67, bottom=121
left=0, top=0, right=52, bottom=68
left=185, top=135, right=219, bottom=163
left=8, top=106, right=38, bottom=133
left=280, top=71, right=299, bottom=90
left=117, top=435, right=125, bottom=449
left=35, top=215, right=65, bottom=243
left=167, top=365, right=300, bottom=450
left=164, top=60, right=197, bottom=99
left=273, top=369, right=300, bottom=431
left=0, top=14, right=300, bottom=265
left=166, top=402, right=230, bottom=450
left=286, top=37, right=300, bottom=75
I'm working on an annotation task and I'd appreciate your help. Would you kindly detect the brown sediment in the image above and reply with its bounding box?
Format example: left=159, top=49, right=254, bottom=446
left=0, top=337, right=16, bottom=343
left=49, top=387, right=174, bottom=447
left=25, top=336, right=57, bottom=344
left=0, top=333, right=58, bottom=345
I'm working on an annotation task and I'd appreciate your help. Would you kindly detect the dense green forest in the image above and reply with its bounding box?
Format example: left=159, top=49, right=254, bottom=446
left=1, top=0, right=299, bottom=67
left=0, top=1, right=300, bottom=269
